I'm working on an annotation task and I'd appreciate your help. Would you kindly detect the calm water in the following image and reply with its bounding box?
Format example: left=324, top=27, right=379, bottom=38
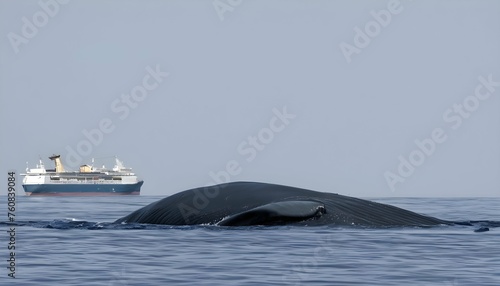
left=0, top=195, right=499, bottom=285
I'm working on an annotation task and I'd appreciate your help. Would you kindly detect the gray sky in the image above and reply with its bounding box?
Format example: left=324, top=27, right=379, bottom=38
left=1, top=0, right=499, bottom=197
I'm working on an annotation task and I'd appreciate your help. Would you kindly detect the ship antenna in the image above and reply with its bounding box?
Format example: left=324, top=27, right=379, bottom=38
left=38, top=155, right=44, bottom=168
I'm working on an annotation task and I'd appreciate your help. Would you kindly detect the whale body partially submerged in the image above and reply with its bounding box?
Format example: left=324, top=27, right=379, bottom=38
left=115, top=182, right=452, bottom=227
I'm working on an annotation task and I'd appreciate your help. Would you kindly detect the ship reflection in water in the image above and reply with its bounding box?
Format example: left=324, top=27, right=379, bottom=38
left=21, top=155, right=143, bottom=196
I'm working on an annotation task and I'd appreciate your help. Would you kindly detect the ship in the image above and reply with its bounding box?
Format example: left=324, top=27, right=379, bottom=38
left=21, top=155, right=143, bottom=196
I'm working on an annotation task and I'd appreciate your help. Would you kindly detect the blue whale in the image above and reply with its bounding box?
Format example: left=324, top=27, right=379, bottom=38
left=115, top=182, right=454, bottom=227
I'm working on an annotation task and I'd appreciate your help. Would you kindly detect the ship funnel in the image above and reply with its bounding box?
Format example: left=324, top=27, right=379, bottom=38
left=49, top=154, right=65, bottom=173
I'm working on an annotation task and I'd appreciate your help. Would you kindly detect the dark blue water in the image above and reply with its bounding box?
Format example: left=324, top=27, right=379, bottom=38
left=1, top=195, right=499, bottom=285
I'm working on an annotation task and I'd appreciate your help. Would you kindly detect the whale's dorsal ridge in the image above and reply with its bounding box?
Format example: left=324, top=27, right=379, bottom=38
left=217, top=200, right=326, bottom=226
left=115, top=182, right=474, bottom=227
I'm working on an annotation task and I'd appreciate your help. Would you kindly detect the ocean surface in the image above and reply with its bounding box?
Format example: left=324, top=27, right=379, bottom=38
left=0, top=195, right=499, bottom=286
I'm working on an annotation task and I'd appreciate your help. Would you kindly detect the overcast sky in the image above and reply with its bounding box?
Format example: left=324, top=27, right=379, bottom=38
left=1, top=0, right=499, bottom=197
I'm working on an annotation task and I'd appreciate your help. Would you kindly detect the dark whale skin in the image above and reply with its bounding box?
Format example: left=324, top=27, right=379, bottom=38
left=115, top=182, right=450, bottom=227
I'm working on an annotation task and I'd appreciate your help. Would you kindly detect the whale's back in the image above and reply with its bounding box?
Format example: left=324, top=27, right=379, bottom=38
left=115, top=182, right=449, bottom=226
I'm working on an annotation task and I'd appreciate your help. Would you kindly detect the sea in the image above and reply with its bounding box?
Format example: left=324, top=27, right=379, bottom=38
left=0, top=195, right=499, bottom=286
